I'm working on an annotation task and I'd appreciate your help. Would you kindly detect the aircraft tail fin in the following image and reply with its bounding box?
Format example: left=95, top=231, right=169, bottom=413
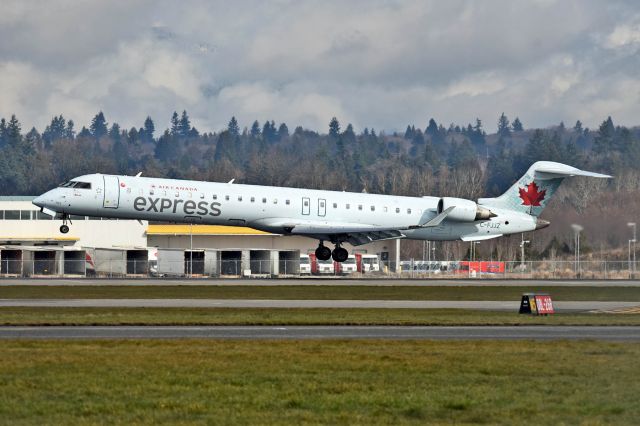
left=478, top=161, right=611, bottom=217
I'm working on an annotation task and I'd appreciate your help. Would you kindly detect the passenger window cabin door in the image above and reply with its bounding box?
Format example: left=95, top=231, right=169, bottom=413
left=302, top=197, right=310, bottom=215
left=103, top=175, right=120, bottom=209
left=318, top=198, right=326, bottom=217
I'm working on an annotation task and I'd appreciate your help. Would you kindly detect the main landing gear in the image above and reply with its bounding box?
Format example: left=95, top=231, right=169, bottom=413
left=59, top=213, right=71, bottom=234
left=315, top=242, right=349, bottom=263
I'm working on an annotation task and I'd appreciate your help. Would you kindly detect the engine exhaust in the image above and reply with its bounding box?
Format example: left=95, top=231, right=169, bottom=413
left=475, top=206, right=497, bottom=220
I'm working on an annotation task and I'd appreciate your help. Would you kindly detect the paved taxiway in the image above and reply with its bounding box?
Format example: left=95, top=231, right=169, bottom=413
left=1, top=325, right=639, bottom=340
left=1, top=298, right=638, bottom=312
left=2, top=278, right=640, bottom=287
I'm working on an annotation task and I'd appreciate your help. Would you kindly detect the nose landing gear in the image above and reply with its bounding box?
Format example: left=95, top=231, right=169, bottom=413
left=59, top=214, right=71, bottom=234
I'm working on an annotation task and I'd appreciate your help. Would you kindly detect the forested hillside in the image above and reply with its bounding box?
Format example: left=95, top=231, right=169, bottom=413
left=1, top=111, right=638, bottom=260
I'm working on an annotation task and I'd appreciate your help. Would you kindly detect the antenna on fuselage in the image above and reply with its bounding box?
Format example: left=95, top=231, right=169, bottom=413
left=135, top=172, right=142, bottom=177
left=228, top=178, right=235, bottom=184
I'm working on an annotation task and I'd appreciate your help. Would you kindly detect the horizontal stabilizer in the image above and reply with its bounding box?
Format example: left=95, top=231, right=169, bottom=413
left=533, top=163, right=611, bottom=180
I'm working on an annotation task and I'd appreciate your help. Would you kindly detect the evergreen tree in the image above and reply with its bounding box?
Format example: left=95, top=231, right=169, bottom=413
left=170, top=112, right=180, bottom=136
left=108, top=123, right=121, bottom=143
left=128, top=127, right=139, bottom=144
left=90, top=111, right=108, bottom=139
left=227, top=116, right=240, bottom=137
left=262, top=120, right=277, bottom=143
left=574, top=120, right=583, bottom=133
left=143, top=116, right=155, bottom=142
left=425, top=118, right=445, bottom=145
left=593, top=116, right=615, bottom=154
left=497, top=112, right=510, bottom=137
left=277, top=123, right=289, bottom=139
left=329, top=117, right=340, bottom=138
left=178, top=110, right=191, bottom=137
left=25, top=127, right=41, bottom=150
left=512, top=117, right=523, bottom=132
left=425, top=118, right=438, bottom=138
left=342, top=123, right=356, bottom=145
left=65, top=120, right=75, bottom=139
left=6, top=114, right=22, bottom=146
left=0, top=118, right=6, bottom=147
left=250, top=120, right=261, bottom=137
left=43, top=115, right=67, bottom=146
left=404, top=125, right=414, bottom=139
left=77, top=126, right=91, bottom=138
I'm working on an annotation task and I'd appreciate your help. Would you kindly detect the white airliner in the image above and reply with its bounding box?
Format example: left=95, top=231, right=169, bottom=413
left=33, top=161, right=609, bottom=262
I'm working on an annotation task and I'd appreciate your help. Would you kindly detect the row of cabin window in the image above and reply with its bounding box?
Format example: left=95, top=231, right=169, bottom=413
left=214, top=194, right=291, bottom=205
left=145, top=190, right=413, bottom=214
left=312, top=200, right=413, bottom=214
left=146, top=190, right=292, bottom=205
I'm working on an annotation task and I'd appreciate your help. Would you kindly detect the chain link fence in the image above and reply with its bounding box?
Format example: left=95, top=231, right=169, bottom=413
left=0, top=258, right=638, bottom=279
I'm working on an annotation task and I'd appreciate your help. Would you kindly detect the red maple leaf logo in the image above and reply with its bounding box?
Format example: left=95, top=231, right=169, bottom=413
left=519, top=181, right=546, bottom=206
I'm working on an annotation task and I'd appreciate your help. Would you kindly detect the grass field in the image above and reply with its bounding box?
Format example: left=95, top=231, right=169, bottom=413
left=0, top=340, right=638, bottom=424
left=2, top=285, right=640, bottom=300
left=1, top=307, right=640, bottom=326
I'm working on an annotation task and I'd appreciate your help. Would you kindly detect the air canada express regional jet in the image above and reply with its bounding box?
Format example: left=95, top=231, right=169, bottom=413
left=33, top=161, right=610, bottom=262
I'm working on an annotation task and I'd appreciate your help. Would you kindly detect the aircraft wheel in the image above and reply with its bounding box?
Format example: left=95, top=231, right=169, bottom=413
left=315, top=245, right=332, bottom=261
left=60, top=224, right=70, bottom=234
left=332, top=247, right=349, bottom=263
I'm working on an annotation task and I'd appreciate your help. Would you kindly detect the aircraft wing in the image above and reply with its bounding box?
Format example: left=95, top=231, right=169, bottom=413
left=250, top=218, right=407, bottom=246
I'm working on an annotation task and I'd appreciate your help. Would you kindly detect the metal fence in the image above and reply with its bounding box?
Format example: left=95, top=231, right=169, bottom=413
left=1, top=258, right=639, bottom=279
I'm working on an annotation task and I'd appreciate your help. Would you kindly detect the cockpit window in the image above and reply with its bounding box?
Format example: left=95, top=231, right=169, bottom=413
left=59, top=181, right=91, bottom=189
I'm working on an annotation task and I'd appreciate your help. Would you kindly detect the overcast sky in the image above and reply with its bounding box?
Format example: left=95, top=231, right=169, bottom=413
left=1, top=0, right=639, bottom=134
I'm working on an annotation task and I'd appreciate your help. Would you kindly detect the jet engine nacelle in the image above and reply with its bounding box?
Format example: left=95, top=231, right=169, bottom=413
left=437, top=197, right=495, bottom=222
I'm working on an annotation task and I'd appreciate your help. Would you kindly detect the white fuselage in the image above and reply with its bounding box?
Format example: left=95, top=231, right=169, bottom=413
left=33, top=173, right=539, bottom=243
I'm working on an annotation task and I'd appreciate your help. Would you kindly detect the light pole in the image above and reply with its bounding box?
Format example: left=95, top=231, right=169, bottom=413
left=571, top=224, right=583, bottom=278
left=629, top=239, right=633, bottom=278
left=628, top=222, right=636, bottom=277
left=519, top=235, right=530, bottom=269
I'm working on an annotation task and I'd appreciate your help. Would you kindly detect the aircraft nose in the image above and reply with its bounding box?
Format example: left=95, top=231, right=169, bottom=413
left=32, top=195, right=45, bottom=208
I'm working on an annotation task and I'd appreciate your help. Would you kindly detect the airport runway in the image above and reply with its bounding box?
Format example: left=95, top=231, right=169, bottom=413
left=1, top=298, right=638, bottom=311
left=1, top=325, right=640, bottom=340
left=2, top=278, right=640, bottom=287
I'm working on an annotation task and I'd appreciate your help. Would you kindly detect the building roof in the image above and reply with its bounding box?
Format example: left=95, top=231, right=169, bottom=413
left=0, top=237, right=79, bottom=243
left=0, top=196, right=37, bottom=201
left=146, top=224, right=277, bottom=236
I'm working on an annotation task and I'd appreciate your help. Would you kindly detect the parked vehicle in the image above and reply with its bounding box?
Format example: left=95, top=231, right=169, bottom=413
left=311, top=254, right=335, bottom=274
left=356, top=254, right=380, bottom=273
left=336, top=255, right=358, bottom=274
left=299, top=254, right=311, bottom=275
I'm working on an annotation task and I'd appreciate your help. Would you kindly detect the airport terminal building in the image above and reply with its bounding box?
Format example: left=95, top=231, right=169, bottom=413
left=0, top=197, right=396, bottom=277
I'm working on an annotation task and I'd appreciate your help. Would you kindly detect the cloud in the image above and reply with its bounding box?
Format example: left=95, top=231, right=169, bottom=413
left=0, top=0, right=639, bottom=133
